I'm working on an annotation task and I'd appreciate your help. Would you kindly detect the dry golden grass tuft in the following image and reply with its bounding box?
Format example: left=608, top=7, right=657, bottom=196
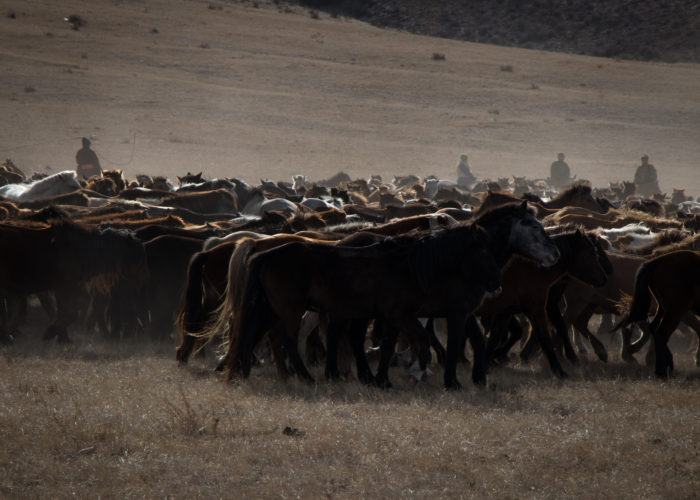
left=1, top=333, right=699, bottom=497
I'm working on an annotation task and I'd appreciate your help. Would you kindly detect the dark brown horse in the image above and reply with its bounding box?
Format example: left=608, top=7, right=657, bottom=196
left=222, top=224, right=503, bottom=388
left=0, top=220, right=147, bottom=343
left=614, top=250, right=700, bottom=377
left=477, top=230, right=609, bottom=377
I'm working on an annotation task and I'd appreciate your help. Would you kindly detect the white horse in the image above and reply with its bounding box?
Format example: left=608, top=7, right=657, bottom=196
left=241, top=189, right=297, bottom=217
left=0, top=170, right=81, bottom=201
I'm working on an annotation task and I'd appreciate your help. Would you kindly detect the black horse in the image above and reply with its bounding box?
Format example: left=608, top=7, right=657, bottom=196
left=373, top=201, right=561, bottom=388
left=0, top=220, right=147, bottom=343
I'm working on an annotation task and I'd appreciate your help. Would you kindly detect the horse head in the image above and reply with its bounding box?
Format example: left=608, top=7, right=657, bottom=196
left=477, top=201, right=559, bottom=268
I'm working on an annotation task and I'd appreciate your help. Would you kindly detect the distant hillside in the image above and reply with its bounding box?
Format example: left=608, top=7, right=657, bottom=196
left=294, top=0, right=700, bottom=62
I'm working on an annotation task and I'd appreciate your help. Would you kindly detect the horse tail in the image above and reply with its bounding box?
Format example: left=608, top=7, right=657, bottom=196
left=194, top=238, right=259, bottom=373
left=613, top=259, right=658, bottom=330
left=224, top=240, right=273, bottom=380
left=175, top=250, right=210, bottom=363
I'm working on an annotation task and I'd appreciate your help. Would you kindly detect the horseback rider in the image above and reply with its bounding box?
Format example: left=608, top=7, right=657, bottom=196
left=549, top=152, right=571, bottom=188
left=456, top=154, right=477, bottom=187
left=75, top=137, right=102, bottom=179
left=633, top=154, right=661, bottom=198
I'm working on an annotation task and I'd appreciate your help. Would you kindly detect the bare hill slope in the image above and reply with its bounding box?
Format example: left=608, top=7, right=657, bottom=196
left=1, top=0, right=699, bottom=195
left=298, top=0, right=700, bottom=62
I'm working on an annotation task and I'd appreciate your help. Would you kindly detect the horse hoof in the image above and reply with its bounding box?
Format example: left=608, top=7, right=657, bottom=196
left=374, top=376, right=392, bottom=389
left=444, top=378, right=463, bottom=390
left=42, top=326, right=59, bottom=341
left=175, top=348, right=189, bottom=364
left=620, top=350, right=638, bottom=364
left=595, top=348, right=609, bottom=363
left=566, top=353, right=580, bottom=365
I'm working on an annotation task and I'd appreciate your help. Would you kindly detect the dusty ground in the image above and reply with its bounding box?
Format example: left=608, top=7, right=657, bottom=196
left=1, top=0, right=699, bottom=196
left=1, top=329, right=700, bottom=498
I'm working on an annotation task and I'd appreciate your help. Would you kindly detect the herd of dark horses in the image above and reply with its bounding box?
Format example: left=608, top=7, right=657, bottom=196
left=0, top=162, right=699, bottom=387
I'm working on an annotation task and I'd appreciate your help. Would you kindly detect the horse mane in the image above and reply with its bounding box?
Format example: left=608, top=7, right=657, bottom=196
left=549, top=183, right=592, bottom=204
left=650, top=232, right=700, bottom=257
left=288, top=211, right=326, bottom=231
left=474, top=190, right=524, bottom=216
left=615, top=209, right=682, bottom=230
left=18, top=205, right=73, bottom=224
left=323, top=220, right=375, bottom=233
left=475, top=201, right=533, bottom=226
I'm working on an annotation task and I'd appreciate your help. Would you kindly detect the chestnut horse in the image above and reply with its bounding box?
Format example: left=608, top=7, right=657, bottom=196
left=478, top=230, right=610, bottom=377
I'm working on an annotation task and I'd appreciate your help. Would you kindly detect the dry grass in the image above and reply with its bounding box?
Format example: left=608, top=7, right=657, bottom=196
left=1, top=330, right=699, bottom=498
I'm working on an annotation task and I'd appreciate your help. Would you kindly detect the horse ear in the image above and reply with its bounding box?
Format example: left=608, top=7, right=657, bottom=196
left=196, top=171, right=202, bottom=177
left=519, top=200, right=528, bottom=211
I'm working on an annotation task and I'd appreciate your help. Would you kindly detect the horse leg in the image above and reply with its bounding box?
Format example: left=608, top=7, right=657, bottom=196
left=572, top=307, right=608, bottom=362
left=546, top=294, right=579, bottom=365
left=374, top=318, right=397, bottom=389
left=346, top=319, right=374, bottom=385
left=519, top=320, right=542, bottom=362
left=679, top=312, right=700, bottom=367
left=395, top=317, right=432, bottom=383
left=267, top=325, right=292, bottom=380
left=45, top=289, right=79, bottom=343
left=528, top=312, right=567, bottom=378
left=324, top=316, right=342, bottom=381
left=444, top=313, right=469, bottom=389
left=278, top=314, right=315, bottom=383
left=596, top=313, right=614, bottom=339
left=465, top=314, right=487, bottom=386
left=620, top=325, right=642, bottom=363
left=485, top=314, right=514, bottom=364
left=652, top=311, right=684, bottom=378
left=425, top=317, right=447, bottom=367
left=36, top=291, right=56, bottom=322
left=0, top=293, right=12, bottom=344
left=297, top=311, right=320, bottom=368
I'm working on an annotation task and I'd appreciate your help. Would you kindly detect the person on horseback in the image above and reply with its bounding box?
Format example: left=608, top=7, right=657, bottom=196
left=633, top=154, right=661, bottom=198
left=549, top=152, right=571, bottom=188
left=75, top=137, right=102, bottom=179
left=456, top=154, right=477, bottom=188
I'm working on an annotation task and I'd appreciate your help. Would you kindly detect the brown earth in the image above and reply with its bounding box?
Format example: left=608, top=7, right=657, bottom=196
left=2, top=0, right=699, bottom=197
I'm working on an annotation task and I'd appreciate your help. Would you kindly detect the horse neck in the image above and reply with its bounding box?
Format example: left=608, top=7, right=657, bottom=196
left=478, top=217, right=517, bottom=267
left=550, top=234, right=576, bottom=274
left=65, top=226, right=128, bottom=278
left=545, top=192, right=572, bottom=209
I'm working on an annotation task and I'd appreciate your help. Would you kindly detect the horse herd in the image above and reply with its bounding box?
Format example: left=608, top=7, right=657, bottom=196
left=0, top=162, right=698, bottom=388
